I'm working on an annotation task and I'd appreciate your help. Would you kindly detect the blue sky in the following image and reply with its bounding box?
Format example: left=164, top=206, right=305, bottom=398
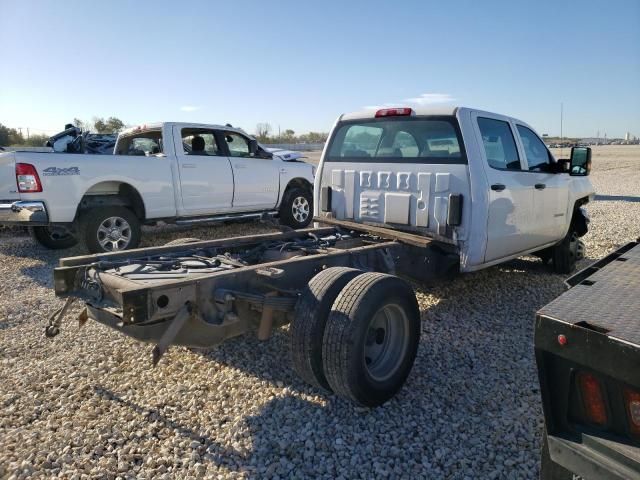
left=1, top=0, right=639, bottom=138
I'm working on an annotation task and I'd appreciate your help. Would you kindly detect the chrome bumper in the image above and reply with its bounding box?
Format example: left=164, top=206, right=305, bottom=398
left=0, top=201, right=49, bottom=224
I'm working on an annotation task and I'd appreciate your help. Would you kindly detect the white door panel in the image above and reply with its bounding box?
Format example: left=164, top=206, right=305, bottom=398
left=173, top=126, right=234, bottom=215
left=471, top=113, right=542, bottom=262
left=229, top=158, right=280, bottom=209
left=513, top=123, right=570, bottom=244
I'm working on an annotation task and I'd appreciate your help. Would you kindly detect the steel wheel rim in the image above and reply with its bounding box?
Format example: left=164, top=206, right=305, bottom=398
left=364, top=303, right=410, bottom=382
left=292, top=196, right=310, bottom=223
left=97, top=216, right=132, bottom=251
left=569, top=232, right=585, bottom=262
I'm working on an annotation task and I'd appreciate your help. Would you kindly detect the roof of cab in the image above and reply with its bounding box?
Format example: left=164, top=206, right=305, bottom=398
left=119, top=122, right=249, bottom=136
left=340, top=105, right=463, bottom=122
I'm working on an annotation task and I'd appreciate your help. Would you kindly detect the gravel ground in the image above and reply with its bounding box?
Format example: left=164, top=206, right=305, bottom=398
left=1, top=146, right=639, bottom=479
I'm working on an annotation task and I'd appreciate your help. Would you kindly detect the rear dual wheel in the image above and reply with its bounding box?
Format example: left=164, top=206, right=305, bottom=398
left=291, top=268, right=420, bottom=407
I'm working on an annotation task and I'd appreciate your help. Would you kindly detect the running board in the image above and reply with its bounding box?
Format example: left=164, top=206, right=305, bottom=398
left=175, top=211, right=278, bottom=225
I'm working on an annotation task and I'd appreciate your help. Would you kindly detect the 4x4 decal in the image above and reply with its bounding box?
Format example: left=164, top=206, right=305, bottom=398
left=42, top=166, right=80, bottom=176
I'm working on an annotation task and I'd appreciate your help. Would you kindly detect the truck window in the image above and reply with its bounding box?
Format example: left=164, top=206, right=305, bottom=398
left=516, top=125, right=552, bottom=171
left=116, top=131, right=163, bottom=156
left=327, top=118, right=464, bottom=163
left=181, top=129, right=221, bottom=156
left=222, top=132, right=252, bottom=158
left=477, top=118, right=521, bottom=170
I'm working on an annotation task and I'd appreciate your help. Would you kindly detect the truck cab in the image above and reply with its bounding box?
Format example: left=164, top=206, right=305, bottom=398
left=314, top=106, right=594, bottom=273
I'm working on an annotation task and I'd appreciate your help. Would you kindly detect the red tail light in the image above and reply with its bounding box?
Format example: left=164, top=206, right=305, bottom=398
left=624, top=389, right=640, bottom=434
left=15, top=163, right=42, bottom=193
left=375, top=107, right=413, bottom=118
left=577, top=372, right=608, bottom=426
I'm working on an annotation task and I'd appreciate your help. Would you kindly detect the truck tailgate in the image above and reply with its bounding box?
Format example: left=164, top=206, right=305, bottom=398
left=0, top=151, right=19, bottom=200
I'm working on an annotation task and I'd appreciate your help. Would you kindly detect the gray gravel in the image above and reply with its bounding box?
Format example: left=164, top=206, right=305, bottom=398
left=1, top=146, right=639, bottom=479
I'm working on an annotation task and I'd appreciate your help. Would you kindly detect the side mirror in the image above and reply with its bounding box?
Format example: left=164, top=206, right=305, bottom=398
left=569, top=147, right=591, bottom=176
left=248, top=139, right=259, bottom=155
left=248, top=139, right=272, bottom=159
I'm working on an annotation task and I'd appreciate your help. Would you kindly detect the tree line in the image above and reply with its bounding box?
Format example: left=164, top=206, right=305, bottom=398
left=254, top=122, right=328, bottom=144
left=2, top=117, right=327, bottom=147
left=0, top=117, right=126, bottom=146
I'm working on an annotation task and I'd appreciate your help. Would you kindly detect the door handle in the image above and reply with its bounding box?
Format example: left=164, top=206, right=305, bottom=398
left=534, top=183, right=546, bottom=190
left=490, top=184, right=506, bottom=192
left=182, top=163, right=196, bottom=168
left=235, top=164, right=247, bottom=169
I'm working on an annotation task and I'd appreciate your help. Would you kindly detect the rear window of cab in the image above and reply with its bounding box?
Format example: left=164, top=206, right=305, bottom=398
left=327, top=116, right=466, bottom=164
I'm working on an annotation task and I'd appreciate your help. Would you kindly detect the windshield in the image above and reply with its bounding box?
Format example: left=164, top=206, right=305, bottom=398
left=327, top=117, right=465, bottom=163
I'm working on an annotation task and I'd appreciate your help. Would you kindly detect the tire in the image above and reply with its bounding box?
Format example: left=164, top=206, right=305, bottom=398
left=551, top=230, right=584, bottom=274
left=279, top=187, right=313, bottom=229
left=290, top=267, right=363, bottom=391
left=164, top=238, right=201, bottom=246
left=322, top=272, right=421, bottom=407
left=29, top=226, right=78, bottom=250
left=80, top=206, right=141, bottom=253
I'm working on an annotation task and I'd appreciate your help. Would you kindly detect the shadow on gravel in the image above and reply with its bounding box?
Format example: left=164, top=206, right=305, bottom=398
left=93, top=385, right=243, bottom=470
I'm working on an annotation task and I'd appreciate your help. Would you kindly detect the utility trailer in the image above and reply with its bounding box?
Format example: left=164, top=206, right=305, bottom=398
left=49, top=219, right=457, bottom=407
left=536, top=240, right=640, bottom=479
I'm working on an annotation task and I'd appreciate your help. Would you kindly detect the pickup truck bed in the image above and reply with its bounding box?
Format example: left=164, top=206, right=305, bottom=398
left=536, top=240, right=640, bottom=479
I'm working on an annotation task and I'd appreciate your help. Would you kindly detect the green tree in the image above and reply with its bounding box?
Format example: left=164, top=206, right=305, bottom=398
left=92, top=116, right=126, bottom=133
left=282, top=129, right=295, bottom=142
left=105, top=117, right=125, bottom=133
left=0, top=123, right=23, bottom=146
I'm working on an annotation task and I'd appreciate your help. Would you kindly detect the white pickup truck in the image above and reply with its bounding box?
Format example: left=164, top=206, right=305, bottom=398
left=0, top=122, right=315, bottom=252
left=50, top=105, right=595, bottom=407
left=314, top=105, right=595, bottom=274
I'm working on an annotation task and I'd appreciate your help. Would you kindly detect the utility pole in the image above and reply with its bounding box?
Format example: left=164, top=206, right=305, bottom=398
left=559, top=103, right=564, bottom=158
left=27, top=128, right=30, bottom=140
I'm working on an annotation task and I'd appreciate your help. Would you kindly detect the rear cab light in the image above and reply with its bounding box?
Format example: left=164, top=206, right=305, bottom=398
left=15, top=163, right=42, bottom=193
left=374, top=107, right=414, bottom=118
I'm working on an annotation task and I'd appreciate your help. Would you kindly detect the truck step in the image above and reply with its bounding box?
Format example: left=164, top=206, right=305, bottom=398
left=175, top=211, right=278, bottom=225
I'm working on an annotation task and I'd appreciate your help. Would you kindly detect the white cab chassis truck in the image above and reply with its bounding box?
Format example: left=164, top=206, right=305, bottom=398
left=49, top=106, right=594, bottom=407
left=0, top=123, right=315, bottom=253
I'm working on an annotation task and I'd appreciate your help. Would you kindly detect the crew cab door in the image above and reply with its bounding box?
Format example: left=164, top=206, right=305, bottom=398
left=173, top=126, right=234, bottom=215
left=219, top=131, right=280, bottom=209
left=514, top=124, right=570, bottom=243
left=473, top=114, right=541, bottom=262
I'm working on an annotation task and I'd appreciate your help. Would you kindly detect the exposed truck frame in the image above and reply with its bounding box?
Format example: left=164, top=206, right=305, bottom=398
left=536, top=240, right=640, bottom=479
left=49, top=218, right=456, bottom=406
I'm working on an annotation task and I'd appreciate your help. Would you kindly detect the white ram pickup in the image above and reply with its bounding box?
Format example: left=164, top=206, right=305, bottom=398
left=0, top=123, right=315, bottom=252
